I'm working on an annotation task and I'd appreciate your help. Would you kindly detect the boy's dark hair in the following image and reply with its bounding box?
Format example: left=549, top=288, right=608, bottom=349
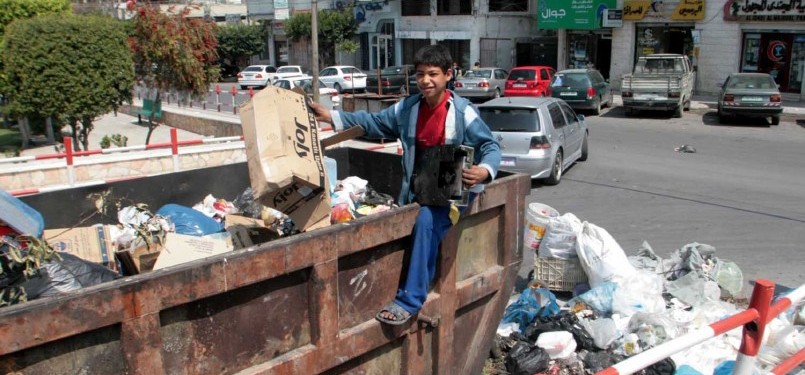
left=413, top=44, right=452, bottom=73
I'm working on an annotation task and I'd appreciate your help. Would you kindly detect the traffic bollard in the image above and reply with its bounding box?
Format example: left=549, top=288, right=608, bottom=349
left=215, top=84, right=222, bottom=112
left=231, top=85, right=238, bottom=115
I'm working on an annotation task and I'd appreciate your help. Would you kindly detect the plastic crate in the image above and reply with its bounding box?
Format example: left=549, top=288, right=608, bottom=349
left=533, top=256, right=587, bottom=292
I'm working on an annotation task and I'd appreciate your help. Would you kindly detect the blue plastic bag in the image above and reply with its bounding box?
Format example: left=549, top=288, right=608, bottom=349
left=502, top=288, right=561, bottom=332
left=0, top=188, right=44, bottom=237
left=156, top=204, right=223, bottom=236
left=572, top=281, right=617, bottom=314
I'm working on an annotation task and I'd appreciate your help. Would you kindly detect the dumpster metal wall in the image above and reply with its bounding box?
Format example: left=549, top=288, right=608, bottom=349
left=1, top=148, right=530, bottom=374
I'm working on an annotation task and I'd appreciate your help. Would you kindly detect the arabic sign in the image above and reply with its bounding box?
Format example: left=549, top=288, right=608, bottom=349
left=602, top=9, right=624, bottom=27
left=623, top=0, right=651, bottom=19
left=723, top=0, right=805, bottom=22
left=537, top=0, right=616, bottom=30
left=672, top=0, right=705, bottom=20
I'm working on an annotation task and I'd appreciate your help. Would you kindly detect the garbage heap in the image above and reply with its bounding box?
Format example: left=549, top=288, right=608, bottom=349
left=0, top=176, right=395, bottom=307
left=487, top=203, right=804, bottom=375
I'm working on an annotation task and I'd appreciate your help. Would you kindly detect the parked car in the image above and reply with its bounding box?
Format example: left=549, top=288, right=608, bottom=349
left=621, top=54, right=696, bottom=118
left=503, top=66, right=556, bottom=97
left=454, top=67, right=508, bottom=101
left=237, top=65, right=278, bottom=89
left=549, top=68, right=612, bottom=115
left=478, top=97, right=587, bottom=185
left=319, top=65, right=367, bottom=93
left=272, top=65, right=306, bottom=83
left=366, top=65, right=416, bottom=95
left=717, top=73, right=783, bottom=125
left=273, top=76, right=341, bottom=111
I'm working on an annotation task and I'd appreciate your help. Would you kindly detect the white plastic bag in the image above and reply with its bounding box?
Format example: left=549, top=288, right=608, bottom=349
left=576, top=222, right=636, bottom=288
left=536, top=331, right=577, bottom=359
left=537, top=213, right=582, bottom=259
left=612, top=271, right=666, bottom=316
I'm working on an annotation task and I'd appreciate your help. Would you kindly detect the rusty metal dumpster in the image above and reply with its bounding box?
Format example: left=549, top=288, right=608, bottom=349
left=2, top=148, right=530, bottom=374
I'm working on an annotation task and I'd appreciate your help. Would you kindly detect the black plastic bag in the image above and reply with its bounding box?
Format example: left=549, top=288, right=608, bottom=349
left=581, top=350, right=625, bottom=373
left=17, top=253, right=119, bottom=300
left=524, top=311, right=596, bottom=352
left=643, top=357, right=675, bottom=375
left=505, top=341, right=551, bottom=375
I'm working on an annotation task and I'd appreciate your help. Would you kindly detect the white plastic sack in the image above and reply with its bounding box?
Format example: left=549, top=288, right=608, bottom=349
left=579, top=317, right=621, bottom=350
left=612, top=271, right=666, bottom=316
left=536, top=331, right=577, bottom=359
left=576, top=222, right=636, bottom=288
left=537, top=213, right=582, bottom=259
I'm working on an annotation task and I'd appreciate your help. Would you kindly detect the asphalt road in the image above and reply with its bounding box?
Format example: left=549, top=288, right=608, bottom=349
left=517, top=106, right=805, bottom=296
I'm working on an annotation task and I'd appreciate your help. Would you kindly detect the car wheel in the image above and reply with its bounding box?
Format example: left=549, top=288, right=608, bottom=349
left=334, top=83, right=342, bottom=93
left=684, top=97, right=691, bottom=111
left=579, top=133, right=589, bottom=161
left=239, top=85, right=246, bottom=90
left=592, top=98, right=601, bottom=116
left=771, top=115, right=780, bottom=125
left=624, top=107, right=633, bottom=117
left=494, top=88, right=501, bottom=98
left=543, top=150, right=563, bottom=185
left=673, top=105, right=683, bottom=118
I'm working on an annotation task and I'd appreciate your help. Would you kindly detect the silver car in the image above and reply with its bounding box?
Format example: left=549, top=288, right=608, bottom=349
left=454, top=68, right=508, bottom=101
left=717, top=73, right=783, bottom=125
left=478, top=97, right=588, bottom=185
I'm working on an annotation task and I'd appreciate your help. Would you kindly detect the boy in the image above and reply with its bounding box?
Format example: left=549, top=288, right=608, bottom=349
left=308, top=44, right=501, bottom=325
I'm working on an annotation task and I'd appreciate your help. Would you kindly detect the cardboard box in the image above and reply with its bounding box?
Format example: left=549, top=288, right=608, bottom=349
left=152, top=232, right=234, bottom=270
left=44, top=226, right=118, bottom=271
left=224, top=214, right=278, bottom=249
left=116, top=238, right=162, bottom=275
left=239, top=87, right=331, bottom=231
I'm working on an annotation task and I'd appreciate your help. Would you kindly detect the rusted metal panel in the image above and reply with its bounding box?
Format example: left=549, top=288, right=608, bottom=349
left=455, top=207, right=504, bottom=281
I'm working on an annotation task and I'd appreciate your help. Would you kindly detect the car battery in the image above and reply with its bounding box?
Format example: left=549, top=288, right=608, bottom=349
left=412, top=145, right=474, bottom=207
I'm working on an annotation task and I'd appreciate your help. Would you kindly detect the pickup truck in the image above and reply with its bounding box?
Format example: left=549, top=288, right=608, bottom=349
left=2, top=148, right=529, bottom=374
left=366, top=65, right=418, bottom=95
left=621, top=54, right=696, bottom=118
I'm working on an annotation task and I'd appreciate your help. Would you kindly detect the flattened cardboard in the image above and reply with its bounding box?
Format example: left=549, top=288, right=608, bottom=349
left=152, top=232, right=234, bottom=270
left=116, top=239, right=162, bottom=275
left=224, top=214, right=277, bottom=249
left=44, top=226, right=117, bottom=271
left=239, top=87, right=331, bottom=231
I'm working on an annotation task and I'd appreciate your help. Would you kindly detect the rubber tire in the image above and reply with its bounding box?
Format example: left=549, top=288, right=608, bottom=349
left=239, top=85, right=246, bottom=90
left=624, top=107, right=634, bottom=117
left=494, top=88, right=501, bottom=98
left=543, top=150, right=563, bottom=185
left=684, top=98, right=691, bottom=111
left=592, top=98, right=601, bottom=116
left=771, top=115, right=780, bottom=125
left=578, top=133, right=589, bottom=161
left=673, top=105, right=683, bottom=118
left=334, top=83, right=342, bottom=93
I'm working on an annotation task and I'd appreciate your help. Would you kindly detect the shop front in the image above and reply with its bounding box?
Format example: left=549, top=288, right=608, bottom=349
left=725, top=0, right=805, bottom=93
left=537, top=0, right=616, bottom=78
left=623, top=0, right=703, bottom=65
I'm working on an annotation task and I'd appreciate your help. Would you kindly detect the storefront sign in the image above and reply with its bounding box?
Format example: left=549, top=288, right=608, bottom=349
left=537, top=0, right=617, bottom=30
left=723, top=0, right=805, bottom=22
left=274, top=0, right=289, bottom=20
left=602, top=9, right=624, bottom=27
left=672, top=0, right=705, bottom=20
left=624, top=0, right=651, bottom=19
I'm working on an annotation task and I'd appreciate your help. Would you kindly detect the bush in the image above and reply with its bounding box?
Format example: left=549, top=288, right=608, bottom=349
left=100, top=134, right=128, bottom=149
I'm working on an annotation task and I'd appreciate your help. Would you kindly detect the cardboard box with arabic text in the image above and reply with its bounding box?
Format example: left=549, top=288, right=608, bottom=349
left=239, top=87, right=331, bottom=231
left=44, top=225, right=118, bottom=271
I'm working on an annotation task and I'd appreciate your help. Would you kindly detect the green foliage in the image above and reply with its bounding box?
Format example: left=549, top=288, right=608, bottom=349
left=216, top=23, right=266, bottom=69
left=129, top=4, right=219, bottom=97
left=1, top=13, right=134, bottom=150
left=0, top=235, right=61, bottom=307
left=0, top=0, right=71, bottom=36
left=285, top=8, right=357, bottom=66
left=337, top=39, right=359, bottom=54
left=100, top=134, right=128, bottom=149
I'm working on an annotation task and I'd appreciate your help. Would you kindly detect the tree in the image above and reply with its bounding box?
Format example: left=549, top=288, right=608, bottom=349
left=285, top=8, right=357, bottom=67
left=1, top=14, right=135, bottom=151
left=216, top=23, right=266, bottom=70
left=0, top=0, right=70, bottom=36
left=128, top=3, right=218, bottom=144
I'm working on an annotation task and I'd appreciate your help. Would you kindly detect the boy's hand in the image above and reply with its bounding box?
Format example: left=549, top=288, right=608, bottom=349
left=308, top=101, right=333, bottom=124
left=462, top=165, right=489, bottom=188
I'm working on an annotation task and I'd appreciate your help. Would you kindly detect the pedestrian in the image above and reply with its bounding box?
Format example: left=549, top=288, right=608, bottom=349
left=449, top=62, right=461, bottom=89
left=473, top=61, right=481, bottom=70
left=308, top=44, right=501, bottom=325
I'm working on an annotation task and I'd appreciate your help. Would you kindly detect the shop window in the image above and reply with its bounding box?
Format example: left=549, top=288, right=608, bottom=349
left=437, top=0, right=471, bottom=15
left=402, top=0, right=430, bottom=16
left=489, top=0, right=527, bottom=12
left=402, top=39, right=431, bottom=64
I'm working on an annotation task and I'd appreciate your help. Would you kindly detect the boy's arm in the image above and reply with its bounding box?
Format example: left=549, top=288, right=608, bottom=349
left=309, top=100, right=401, bottom=140
left=462, top=106, right=501, bottom=184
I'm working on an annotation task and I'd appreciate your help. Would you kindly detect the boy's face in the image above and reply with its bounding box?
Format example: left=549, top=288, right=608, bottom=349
left=415, top=64, right=452, bottom=100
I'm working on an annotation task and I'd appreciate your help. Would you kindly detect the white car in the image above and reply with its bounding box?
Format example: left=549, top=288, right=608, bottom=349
left=237, top=65, right=277, bottom=89
left=272, top=65, right=305, bottom=83
left=319, top=65, right=367, bottom=93
left=273, top=76, right=341, bottom=110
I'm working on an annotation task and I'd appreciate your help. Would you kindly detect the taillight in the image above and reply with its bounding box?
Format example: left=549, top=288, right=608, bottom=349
left=478, top=81, right=489, bottom=88
left=455, top=82, right=464, bottom=88
left=382, top=79, right=391, bottom=87
left=668, top=91, right=680, bottom=98
left=529, top=136, right=551, bottom=150
left=622, top=91, right=633, bottom=97
left=770, top=94, right=781, bottom=102
left=723, top=94, right=734, bottom=102
left=344, top=76, right=352, bottom=81
left=587, top=87, right=595, bottom=99
left=255, top=73, right=263, bottom=79
left=237, top=73, right=243, bottom=79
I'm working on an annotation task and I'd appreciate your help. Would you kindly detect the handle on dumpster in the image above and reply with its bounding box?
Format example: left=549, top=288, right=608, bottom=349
left=418, top=314, right=440, bottom=328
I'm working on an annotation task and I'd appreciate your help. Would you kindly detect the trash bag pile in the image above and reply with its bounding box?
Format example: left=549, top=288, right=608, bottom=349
left=486, top=205, right=805, bottom=375
left=0, top=173, right=397, bottom=306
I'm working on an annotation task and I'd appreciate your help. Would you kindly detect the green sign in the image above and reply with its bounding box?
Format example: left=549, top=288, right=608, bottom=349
left=537, top=0, right=616, bottom=30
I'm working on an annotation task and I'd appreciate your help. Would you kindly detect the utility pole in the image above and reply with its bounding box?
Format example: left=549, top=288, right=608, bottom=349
left=311, top=0, right=319, bottom=102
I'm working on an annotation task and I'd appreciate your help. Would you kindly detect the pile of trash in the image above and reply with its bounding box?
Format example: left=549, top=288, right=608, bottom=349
left=0, top=175, right=396, bottom=307
left=487, top=204, right=804, bottom=375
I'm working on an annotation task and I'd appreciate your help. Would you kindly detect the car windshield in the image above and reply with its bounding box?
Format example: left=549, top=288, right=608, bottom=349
left=552, top=73, right=590, bottom=88
left=243, top=66, right=263, bottom=72
left=380, top=66, right=406, bottom=74
left=342, top=67, right=362, bottom=74
left=463, top=69, right=492, bottom=79
left=509, top=69, right=536, bottom=80
left=726, top=75, right=776, bottom=89
left=277, top=66, right=298, bottom=73
left=479, top=108, right=540, bottom=132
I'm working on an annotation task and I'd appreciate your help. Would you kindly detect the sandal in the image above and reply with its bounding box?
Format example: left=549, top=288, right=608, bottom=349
left=375, top=302, right=413, bottom=326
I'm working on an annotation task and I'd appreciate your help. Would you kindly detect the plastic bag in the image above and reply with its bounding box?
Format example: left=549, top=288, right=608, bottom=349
left=156, top=204, right=223, bottom=236
left=538, top=213, right=582, bottom=259
left=524, top=203, right=559, bottom=252
left=627, top=312, right=680, bottom=348
left=572, top=280, right=617, bottom=314
left=667, top=272, right=721, bottom=307
left=714, top=261, right=743, bottom=298
left=576, top=221, right=636, bottom=288
left=16, top=253, right=119, bottom=299
left=505, top=341, right=551, bottom=375
left=536, top=331, right=577, bottom=359
left=612, top=271, right=666, bottom=316
left=502, top=288, right=561, bottom=331
left=524, top=311, right=597, bottom=352
left=581, top=350, right=625, bottom=373
left=579, top=317, right=620, bottom=349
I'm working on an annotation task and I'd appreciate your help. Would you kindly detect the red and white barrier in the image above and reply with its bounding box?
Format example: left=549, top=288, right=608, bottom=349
left=596, top=280, right=805, bottom=375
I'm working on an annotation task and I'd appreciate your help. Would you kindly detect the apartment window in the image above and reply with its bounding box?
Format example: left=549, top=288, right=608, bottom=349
left=489, top=0, right=527, bottom=12
left=402, top=0, right=430, bottom=16
left=437, top=0, right=471, bottom=15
